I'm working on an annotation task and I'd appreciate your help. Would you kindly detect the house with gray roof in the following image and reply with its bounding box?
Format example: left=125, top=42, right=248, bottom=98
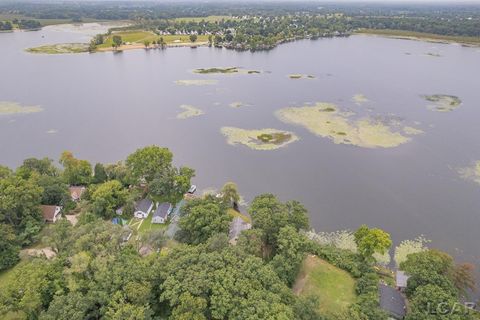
left=134, top=199, right=154, bottom=219
left=379, top=283, right=407, bottom=319
left=152, top=203, right=172, bottom=224
left=229, top=216, right=252, bottom=245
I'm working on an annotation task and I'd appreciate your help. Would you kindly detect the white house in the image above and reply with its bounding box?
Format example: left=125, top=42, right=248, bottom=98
left=152, top=203, right=172, bottom=224
left=134, top=199, right=154, bottom=219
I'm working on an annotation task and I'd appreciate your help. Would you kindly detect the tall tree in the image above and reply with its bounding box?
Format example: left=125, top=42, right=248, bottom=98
left=0, top=175, right=43, bottom=244
left=178, top=198, right=231, bottom=244
left=354, top=225, right=392, bottom=262
left=90, top=180, right=127, bottom=219
left=0, top=223, right=19, bottom=271
left=221, top=182, right=240, bottom=209
left=126, top=146, right=173, bottom=184
left=59, top=151, right=92, bottom=186
left=93, top=163, right=108, bottom=184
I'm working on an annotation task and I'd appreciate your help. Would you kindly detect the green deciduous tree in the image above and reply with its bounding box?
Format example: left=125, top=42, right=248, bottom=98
left=0, top=175, right=43, bottom=244
left=220, top=182, right=240, bottom=209
left=149, top=166, right=195, bottom=204
left=59, top=151, right=92, bottom=186
left=90, top=180, right=127, bottom=218
left=178, top=198, right=231, bottom=244
left=0, top=223, right=19, bottom=271
left=353, top=225, right=392, bottom=262
left=126, top=145, right=173, bottom=184
left=93, top=163, right=108, bottom=184
left=248, top=194, right=309, bottom=250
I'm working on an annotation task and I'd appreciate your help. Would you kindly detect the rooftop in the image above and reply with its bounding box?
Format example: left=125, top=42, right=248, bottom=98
left=153, top=202, right=172, bottom=219
left=135, top=198, right=153, bottom=213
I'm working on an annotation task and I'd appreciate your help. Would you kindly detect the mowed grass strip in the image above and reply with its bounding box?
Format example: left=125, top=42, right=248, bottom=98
left=293, top=255, right=357, bottom=314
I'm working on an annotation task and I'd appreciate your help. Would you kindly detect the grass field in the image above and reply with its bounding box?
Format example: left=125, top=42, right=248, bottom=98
left=293, top=255, right=357, bottom=315
left=136, top=211, right=169, bottom=235
left=98, top=31, right=209, bottom=49
left=356, top=28, right=480, bottom=45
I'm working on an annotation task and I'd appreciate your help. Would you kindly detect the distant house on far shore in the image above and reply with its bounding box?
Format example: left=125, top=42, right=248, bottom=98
left=152, top=203, right=172, bottom=224
left=229, top=216, right=252, bottom=245
left=41, top=205, right=62, bottom=223
left=134, top=199, right=154, bottom=219
left=69, top=186, right=86, bottom=201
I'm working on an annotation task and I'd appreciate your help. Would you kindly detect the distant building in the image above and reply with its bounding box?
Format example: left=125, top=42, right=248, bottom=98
left=396, top=270, right=410, bottom=292
left=41, top=205, right=62, bottom=223
left=69, top=186, right=86, bottom=201
left=229, top=216, right=252, bottom=245
left=379, top=283, right=407, bottom=319
left=152, top=203, right=172, bottom=224
left=134, top=199, right=154, bottom=219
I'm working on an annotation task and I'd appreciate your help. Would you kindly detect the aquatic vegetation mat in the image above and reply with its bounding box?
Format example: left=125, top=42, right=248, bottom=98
left=276, top=102, right=410, bottom=149
left=423, top=94, right=461, bottom=112
left=352, top=94, right=368, bottom=105
left=221, top=127, right=298, bottom=150
left=26, top=43, right=89, bottom=54
left=193, top=67, right=261, bottom=75
left=228, top=102, right=251, bottom=108
left=288, top=74, right=315, bottom=79
left=458, top=161, right=480, bottom=185
left=403, top=126, right=424, bottom=135
left=174, top=79, right=218, bottom=86
left=176, top=105, right=204, bottom=119
left=0, top=101, right=43, bottom=115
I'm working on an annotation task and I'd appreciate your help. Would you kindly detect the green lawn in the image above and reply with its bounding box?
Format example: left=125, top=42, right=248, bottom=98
left=136, top=211, right=169, bottom=235
left=98, top=31, right=209, bottom=48
left=293, top=255, right=357, bottom=315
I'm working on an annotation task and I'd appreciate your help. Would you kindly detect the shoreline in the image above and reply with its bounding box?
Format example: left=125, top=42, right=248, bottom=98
left=96, top=41, right=209, bottom=52
left=355, top=29, right=480, bottom=47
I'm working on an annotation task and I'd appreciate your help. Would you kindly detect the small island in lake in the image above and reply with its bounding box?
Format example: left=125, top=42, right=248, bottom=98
left=221, top=127, right=298, bottom=150
left=26, top=43, right=90, bottom=54
left=276, top=102, right=411, bottom=149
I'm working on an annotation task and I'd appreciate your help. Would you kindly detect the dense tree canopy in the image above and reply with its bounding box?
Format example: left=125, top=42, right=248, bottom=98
left=59, top=151, right=92, bottom=186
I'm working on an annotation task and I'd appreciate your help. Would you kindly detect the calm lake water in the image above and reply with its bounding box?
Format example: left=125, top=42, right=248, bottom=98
left=1, top=24, right=480, bottom=264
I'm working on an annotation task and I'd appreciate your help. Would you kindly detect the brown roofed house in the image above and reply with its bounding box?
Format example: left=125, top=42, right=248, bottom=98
left=69, top=186, right=86, bottom=201
left=41, top=205, right=62, bottom=223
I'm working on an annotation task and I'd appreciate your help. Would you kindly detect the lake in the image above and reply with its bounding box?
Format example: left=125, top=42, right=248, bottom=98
left=1, top=24, right=480, bottom=264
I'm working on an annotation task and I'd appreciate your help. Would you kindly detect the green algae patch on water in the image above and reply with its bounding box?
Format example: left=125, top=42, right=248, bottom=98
left=176, top=105, right=205, bottom=119
left=26, top=43, right=89, bottom=54
left=423, top=94, right=462, bottom=112
left=288, top=74, right=315, bottom=80
left=276, top=103, right=410, bottom=149
left=459, top=161, right=480, bottom=185
left=0, top=101, right=43, bottom=115
left=352, top=94, right=369, bottom=105
left=403, top=126, right=424, bottom=135
left=193, top=67, right=261, bottom=75
left=229, top=102, right=251, bottom=108
left=221, top=127, right=298, bottom=150
left=174, top=79, right=218, bottom=86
